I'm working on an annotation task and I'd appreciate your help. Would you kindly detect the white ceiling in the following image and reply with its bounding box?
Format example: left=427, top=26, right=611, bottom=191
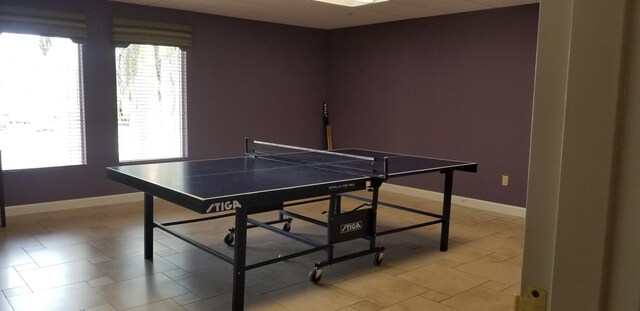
left=110, top=0, right=538, bottom=29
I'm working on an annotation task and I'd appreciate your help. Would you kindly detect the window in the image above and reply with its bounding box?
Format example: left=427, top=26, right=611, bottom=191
left=0, top=33, right=85, bottom=170
left=115, top=44, right=187, bottom=162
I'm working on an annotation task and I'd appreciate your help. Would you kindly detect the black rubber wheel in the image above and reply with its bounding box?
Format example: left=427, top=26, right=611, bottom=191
left=373, top=252, right=384, bottom=266
left=282, top=221, right=291, bottom=232
left=223, top=232, right=235, bottom=245
left=308, top=268, right=322, bottom=283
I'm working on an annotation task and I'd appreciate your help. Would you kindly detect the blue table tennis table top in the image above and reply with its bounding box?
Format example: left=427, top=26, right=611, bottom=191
left=106, top=149, right=477, bottom=214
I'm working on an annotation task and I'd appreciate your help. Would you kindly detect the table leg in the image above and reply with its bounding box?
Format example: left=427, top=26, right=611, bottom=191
left=326, top=194, right=341, bottom=262
left=369, top=180, right=383, bottom=249
left=232, top=206, right=247, bottom=311
left=144, top=193, right=154, bottom=260
left=440, top=171, right=454, bottom=251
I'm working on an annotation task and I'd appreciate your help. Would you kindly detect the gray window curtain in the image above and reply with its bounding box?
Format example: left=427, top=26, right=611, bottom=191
left=0, top=4, right=87, bottom=43
left=112, top=18, right=191, bottom=51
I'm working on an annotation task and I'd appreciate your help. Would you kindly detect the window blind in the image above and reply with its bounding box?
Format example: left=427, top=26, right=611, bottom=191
left=0, top=5, right=87, bottom=43
left=0, top=34, right=86, bottom=170
left=112, top=18, right=192, bottom=51
left=115, top=44, right=187, bottom=162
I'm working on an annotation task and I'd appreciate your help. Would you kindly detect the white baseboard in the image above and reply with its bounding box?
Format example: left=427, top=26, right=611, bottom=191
left=381, top=183, right=526, bottom=218
left=5, top=185, right=525, bottom=218
left=6, top=192, right=143, bottom=216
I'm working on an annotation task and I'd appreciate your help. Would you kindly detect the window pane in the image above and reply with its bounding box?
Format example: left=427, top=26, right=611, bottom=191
left=115, top=44, right=186, bottom=162
left=0, top=33, right=86, bottom=170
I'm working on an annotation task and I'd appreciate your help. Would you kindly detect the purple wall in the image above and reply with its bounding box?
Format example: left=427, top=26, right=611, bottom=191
left=1, top=0, right=329, bottom=206
left=1, top=0, right=538, bottom=208
left=328, top=5, right=538, bottom=207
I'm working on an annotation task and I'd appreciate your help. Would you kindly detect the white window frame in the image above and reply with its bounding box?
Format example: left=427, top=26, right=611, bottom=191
left=0, top=33, right=86, bottom=170
left=114, top=44, right=187, bottom=163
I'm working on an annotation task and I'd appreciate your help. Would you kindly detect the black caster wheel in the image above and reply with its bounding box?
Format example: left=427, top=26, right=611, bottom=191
left=308, top=267, right=322, bottom=283
left=282, top=221, right=291, bottom=232
left=223, top=232, right=235, bottom=245
left=373, top=252, right=384, bottom=266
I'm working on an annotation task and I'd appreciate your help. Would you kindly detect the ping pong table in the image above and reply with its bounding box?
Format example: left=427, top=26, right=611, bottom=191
left=106, top=139, right=476, bottom=310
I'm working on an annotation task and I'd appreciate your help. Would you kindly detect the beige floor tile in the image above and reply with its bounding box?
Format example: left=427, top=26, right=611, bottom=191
left=26, top=242, right=106, bottom=267
left=2, top=285, right=32, bottom=298
left=435, top=259, right=463, bottom=268
left=433, top=241, right=493, bottom=263
left=90, top=237, right=169, bottom=259
left=182, top=285, right=289, bottom=311
left=94, top=273, right=190, bottom=310
left=375, top=228, right=441, bottom=250
left=126, top=299, right=188, bottom=311
left=382, top=245, right=443, bottom=271
left=507, top=254, right=523, bottom=266
left=0, top=266, right=25, bottom=290
left=163, top=267, right=190, bottom=278
left=37, top=215, right=103, bottom=231
left=397, top=263, right=487, bottom=296
left=348, top=299, right=383, bottom=310
left=449, top=210, right=499, bottom=225
left=0, top=233, right=43, bottom=251
left=171, top=292, right=202, bottom=305
left=7, top=282, right=108, bottom=311
left=45, top=208, right=104, bottom=220
left=456, top=256, right=521, bottom=285
left=171, top=268, right=235, bottom=299
left=265, top=282, right=363, bottom=311
left=162, top=249, right=227, bottom=273
left=0, top=295, right=13, bottom=311
left=13, top=262, right=39, bottom=271
left=441, top=285, right=515, bottom=311
left=488, top=252, right=513, bottom=261
left=0, top=194, right=526, bottom=311
left=335, top=271, right=428, bottom=307
left=88, top=276, right=115, bottom=287
left=84, top=304, right=118, bottom=311
left=248, top=258, right=319, bottom=292
left=95, top=214, right=144, bottom=228
left=421, top=290, right=450, bottom=302
left=0, top=247, right=33, bottom=269
left=482, top=280, right=511, bottom=291
left=19, top=260, right=105, bottom=291
left=463, top=235, right=522, bottom=257
left=475, top=219, right=525, bottom=238
left=379, top=265, right=408, bottom=277
left=89, top=225, right=143, bottom=240
left=448, top=222, right=498, bottom=241
left=379, top=296, right=457, bottom=311
left=33, top=228, right=102, bottom=248
left=94, top=254, right=178, bottom=282
left=503, top=283, right=521, bottom=296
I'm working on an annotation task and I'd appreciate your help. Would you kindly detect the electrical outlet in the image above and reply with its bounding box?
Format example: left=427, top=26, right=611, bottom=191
left=501, top=175, right=509, bottom=186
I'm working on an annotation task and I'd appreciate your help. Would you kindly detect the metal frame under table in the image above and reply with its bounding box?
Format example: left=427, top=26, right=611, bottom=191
left=106, top=143, right=476, bottom=311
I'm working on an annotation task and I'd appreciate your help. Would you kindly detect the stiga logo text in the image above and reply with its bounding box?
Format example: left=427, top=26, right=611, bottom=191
left=207, top=200, right=241, bottom=213
left=340, top=221, right=363, bottom=233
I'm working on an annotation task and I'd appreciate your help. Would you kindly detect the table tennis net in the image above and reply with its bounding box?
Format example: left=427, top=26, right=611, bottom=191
left=246, top=139, right=388, bottom=179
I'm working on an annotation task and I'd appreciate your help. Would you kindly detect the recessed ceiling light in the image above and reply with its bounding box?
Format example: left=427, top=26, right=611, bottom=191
left=313, top=0, right=389, bottom=7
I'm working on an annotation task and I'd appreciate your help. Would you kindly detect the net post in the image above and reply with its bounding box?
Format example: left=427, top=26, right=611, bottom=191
left=382, top=157, right=389, bottom=180
left=244, top=138, right=256, bottom=156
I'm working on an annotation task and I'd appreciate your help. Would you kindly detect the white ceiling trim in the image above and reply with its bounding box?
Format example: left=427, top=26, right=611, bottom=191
left=110, top=0, right=538, bottom=29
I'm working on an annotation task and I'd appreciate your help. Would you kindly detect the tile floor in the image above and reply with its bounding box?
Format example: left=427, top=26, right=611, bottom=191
left=0, top=190, right=524, bottom=311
